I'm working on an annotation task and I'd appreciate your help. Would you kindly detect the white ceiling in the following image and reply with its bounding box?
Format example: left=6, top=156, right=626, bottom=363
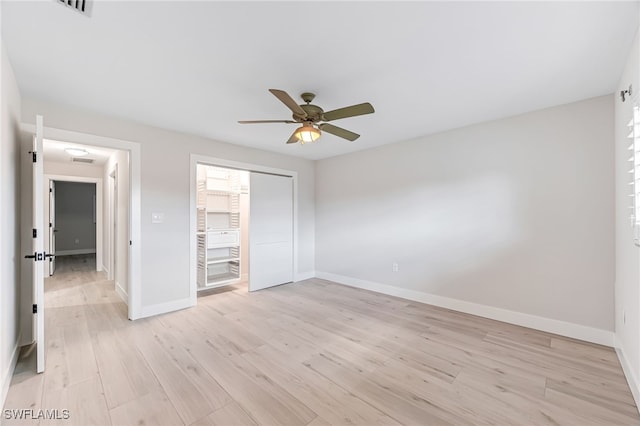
left=3, top=1, right=638, bottom=160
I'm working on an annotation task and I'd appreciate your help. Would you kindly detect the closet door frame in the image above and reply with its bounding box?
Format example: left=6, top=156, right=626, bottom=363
left=188, top=155, right=299, bottom=305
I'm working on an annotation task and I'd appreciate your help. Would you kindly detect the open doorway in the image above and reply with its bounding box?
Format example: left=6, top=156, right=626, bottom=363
left=195, top=165, right=249, bottom=292
left=106, top=163, right=129, bottom=302
left=42, top=138, right=130, bottom=306
left=49, top=180, right=98, bottom=271
left=44, top=175, right=102, bottom=279
left=19, top=121, right=142, bottom=375
left=191, top=157, right=297, bottom=303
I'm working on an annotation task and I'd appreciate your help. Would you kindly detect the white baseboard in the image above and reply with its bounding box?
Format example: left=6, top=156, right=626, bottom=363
left=315, top=271, right=614, bottom=347
left=1, top=334, right=21, bottom=409
left=138, top=297, right=195, bottom=319
left=56, top=249, right=96, bottom=256
left=615, top=335, right=640, bottom=409
left=115, top=281, right=128, bottom=305
left=295, top=270, right=316, bottom=282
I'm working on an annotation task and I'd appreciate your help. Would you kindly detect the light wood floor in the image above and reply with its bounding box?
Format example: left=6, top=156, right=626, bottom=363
left=3, top=255, right=638, bottom=425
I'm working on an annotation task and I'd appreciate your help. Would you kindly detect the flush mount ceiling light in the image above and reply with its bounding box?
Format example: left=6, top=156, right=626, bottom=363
left=65, top=148, right=89, bottom=157
left=293, top=124, right=321, bottom=144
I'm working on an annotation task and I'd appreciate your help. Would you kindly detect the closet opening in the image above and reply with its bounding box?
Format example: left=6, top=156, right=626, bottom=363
left=192, top=158, right=296, bottom=301
left=196, top=165, right=250, bottom=292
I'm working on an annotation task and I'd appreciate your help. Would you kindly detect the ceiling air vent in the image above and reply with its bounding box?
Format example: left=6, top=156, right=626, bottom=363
left=57, top=0, right=92, bottom=17
left=72, top=157, right=95, bottom=164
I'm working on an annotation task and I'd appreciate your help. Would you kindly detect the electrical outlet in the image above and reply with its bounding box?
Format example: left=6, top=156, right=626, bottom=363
left=392, top=262, right=399, bottom=272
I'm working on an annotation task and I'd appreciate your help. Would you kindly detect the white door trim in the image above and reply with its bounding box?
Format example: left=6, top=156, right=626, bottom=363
left=44, top=174, right=103, bottom=275
left=189, top=154, right=299, bottom=306
left=108, top=166, right=118, bottom=282
left=22, top=123, right=142, bottom=320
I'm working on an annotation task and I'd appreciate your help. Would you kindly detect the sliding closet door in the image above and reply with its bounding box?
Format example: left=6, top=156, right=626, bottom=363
left=249, top=172, right=293, bottom=291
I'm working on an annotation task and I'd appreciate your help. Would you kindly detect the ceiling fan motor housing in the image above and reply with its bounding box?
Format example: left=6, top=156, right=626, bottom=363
left=295, top=103, right=324, bottom=122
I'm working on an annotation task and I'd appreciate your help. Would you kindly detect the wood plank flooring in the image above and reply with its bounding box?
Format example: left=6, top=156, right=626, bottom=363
left=3, top=255, right=638, bottom=425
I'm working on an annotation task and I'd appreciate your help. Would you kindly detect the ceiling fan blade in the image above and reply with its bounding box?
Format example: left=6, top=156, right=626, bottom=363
left=286, top=129, right=299, bottom=144
left=238, top=120, right=298, bottom=124
left=269, top=89, right=307, bottom=117
left=322, top=102, right=375, bottom=122
left=319, top=123, right=360, bottom=141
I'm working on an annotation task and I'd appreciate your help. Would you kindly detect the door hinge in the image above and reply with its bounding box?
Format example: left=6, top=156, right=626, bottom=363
left=32, top=228, right=37, bottom=238
left=49, top=187, right=52, bottom=193
left=32, top=151, right=37, bottom=163
left=49, top=223, right=52, bottom=228
left=32, top=304, right=37, bottom=314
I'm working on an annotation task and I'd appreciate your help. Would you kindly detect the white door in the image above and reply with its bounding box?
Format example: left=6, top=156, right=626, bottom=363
left=29, top=115, right=45, bottom=373
left=249, top=172, right=293, bottom=291
left=49, top=180, right=56, bottom=276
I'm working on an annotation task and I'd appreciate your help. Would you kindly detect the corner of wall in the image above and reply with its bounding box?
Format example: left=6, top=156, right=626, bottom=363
left=114, top=281, right=128, bottom=305
left=616, top=334, right=640, bottom=409
left=0, top=336, right=21, bottom=409
left=1, top=33, right=24, bottom=408
left=614, top=26, right=640, bottom=411
left=295, top=271, right=316, bottom=282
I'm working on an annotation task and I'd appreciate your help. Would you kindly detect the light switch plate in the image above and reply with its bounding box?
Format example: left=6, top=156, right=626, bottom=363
left=151, top=212, right=164, bottom=224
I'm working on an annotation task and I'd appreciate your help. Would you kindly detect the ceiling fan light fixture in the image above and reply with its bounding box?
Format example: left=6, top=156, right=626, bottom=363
left=64, top=147, right=89, bottom=157
left=239, top=89, right=374, bottom=144
left=294, top=124, right=321, bottom=144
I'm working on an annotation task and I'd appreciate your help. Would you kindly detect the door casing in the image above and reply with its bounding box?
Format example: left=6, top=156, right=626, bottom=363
left=43, top=175, right=103, bottom=277
left=21, top=122, right=142, bottom=320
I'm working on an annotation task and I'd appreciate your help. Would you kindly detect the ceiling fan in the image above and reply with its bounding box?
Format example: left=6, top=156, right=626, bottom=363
left=238, top=89, right=375, bottom=144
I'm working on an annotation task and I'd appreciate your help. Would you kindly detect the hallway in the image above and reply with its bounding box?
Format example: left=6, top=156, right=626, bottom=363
left=3, top=254, right=128, bottom=424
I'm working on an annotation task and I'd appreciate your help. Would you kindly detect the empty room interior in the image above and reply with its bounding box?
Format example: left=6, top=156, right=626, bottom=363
left=2, top=1, right=640, bottom=425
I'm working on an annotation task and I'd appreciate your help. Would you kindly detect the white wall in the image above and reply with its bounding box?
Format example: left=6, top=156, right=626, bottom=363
left=0, top=39, right=22, bottom=406
left=21, top=98, right=315, bottom=313
left=316, top=95, right=614, bottom=342
left=44, top=160, right=103, bottom=179
left=615, top=29, right=640, bottom=405
left=103, top=150, right=129, bottom=299
left=54, top=181, right=96, bottom=253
